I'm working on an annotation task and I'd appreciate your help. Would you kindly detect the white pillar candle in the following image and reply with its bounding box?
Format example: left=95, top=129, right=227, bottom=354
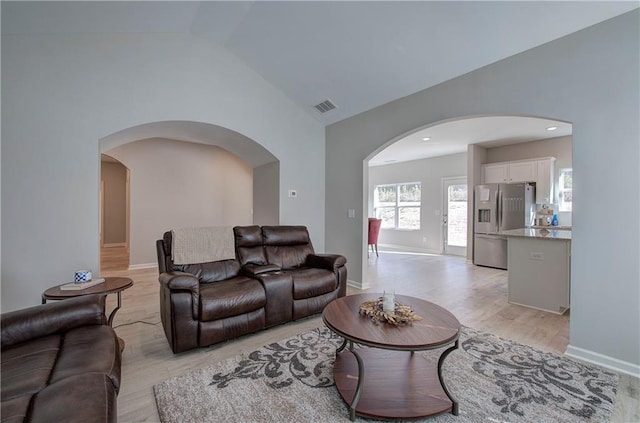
left=382, top=292, right=395, bottom=312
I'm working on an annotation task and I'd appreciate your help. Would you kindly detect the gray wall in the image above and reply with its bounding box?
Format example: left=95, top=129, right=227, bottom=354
left=253, top=161, right=280, bottom=226
left=326, top=12, right=639, bottom=370
left=487, top=135, right=571, bottom=168
left=368, top=153, right=467, bottom=253
left=2, top=33, right=325, bottom=311
left=106, top=138, right=253, bottom=267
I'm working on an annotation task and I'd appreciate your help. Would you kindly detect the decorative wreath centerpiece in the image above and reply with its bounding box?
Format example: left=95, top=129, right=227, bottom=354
left=359, top=296, right=422, bottom=326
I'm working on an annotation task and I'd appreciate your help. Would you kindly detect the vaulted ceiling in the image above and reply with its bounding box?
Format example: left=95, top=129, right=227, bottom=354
left=3, top=1, right=636, bottom=161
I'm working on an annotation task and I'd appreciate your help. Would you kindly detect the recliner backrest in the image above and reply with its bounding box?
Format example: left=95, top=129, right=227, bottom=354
left=234, top=225, right=268, bottom=266
left=261, top=226, right=314, bottom=270
left=157, top=231, right=241, bottom=283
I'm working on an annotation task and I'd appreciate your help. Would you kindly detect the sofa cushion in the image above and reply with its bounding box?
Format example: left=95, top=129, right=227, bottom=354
left=0, top=295, right=120, bottom=423
left=50, top=325, right=121, bottom=392
left=262, top=226, right=315, bottom=269
left=264, top=246, right=314, bottom=270
left=199, top=308, right=265, bottom=348
left=1, top=395, right=32, bottom=423
left=174, top=259, right=241, bottom=283
left=291, top=268, right=338, bottom=300
left=29, top=373, right=117, bottom=423
left=1, top=296, right=107, bottom=349
left=262, top=226, right=312, bottom=246
left=199, top=277, right=266, bottom=321
left=1, top=335, right=60, bottom=400
left=234, top=225, right=268, bottom=265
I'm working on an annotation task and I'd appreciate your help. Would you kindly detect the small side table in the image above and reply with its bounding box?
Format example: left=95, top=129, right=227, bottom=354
left=42, top=276, right=133, bottom=327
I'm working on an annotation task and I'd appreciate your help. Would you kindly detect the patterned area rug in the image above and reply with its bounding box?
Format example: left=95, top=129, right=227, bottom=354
left=154, top=327, right=618, bottom=422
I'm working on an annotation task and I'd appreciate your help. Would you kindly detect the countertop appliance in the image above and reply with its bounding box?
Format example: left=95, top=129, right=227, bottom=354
left=474, top=183, right=535, bottom=269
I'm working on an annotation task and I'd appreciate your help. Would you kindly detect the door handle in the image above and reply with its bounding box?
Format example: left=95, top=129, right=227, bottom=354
left=497, top=190, right=502, bottom=229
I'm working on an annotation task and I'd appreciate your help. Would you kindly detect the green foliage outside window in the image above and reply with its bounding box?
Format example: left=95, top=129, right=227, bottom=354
left=374, top=182, right=421, bottom=230
left=559, top=169, right=572, bottom=212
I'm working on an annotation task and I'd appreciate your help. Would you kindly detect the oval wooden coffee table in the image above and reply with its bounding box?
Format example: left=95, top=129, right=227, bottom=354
left=322, top=293, right=460, bottom=421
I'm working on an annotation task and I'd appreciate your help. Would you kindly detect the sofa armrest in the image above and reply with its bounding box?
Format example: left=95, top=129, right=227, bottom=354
left=242, top=263, right=281, bottom=276
left=159, top=271, right=200, bottom=322
left=1, top=294, right=107, bottom=349
left=305, top=254, right=347, bottom=272
left=159, top=271, right=200, bottom=292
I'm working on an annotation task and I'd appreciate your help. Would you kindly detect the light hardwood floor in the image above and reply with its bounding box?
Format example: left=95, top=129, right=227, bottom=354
left=101, top=245, right=130, bottom=272
left=101, top=247, right=638, bottom=422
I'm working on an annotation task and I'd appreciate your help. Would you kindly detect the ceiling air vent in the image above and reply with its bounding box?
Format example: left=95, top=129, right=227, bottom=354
left=313, top=99, right=337, bottom=114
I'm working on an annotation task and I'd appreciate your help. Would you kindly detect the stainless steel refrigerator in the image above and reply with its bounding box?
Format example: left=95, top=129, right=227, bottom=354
left=474, top=183, right=535, bottom=269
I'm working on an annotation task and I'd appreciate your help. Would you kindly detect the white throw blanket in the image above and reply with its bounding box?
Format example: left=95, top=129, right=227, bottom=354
left=171, top=227, right=235, bottom=265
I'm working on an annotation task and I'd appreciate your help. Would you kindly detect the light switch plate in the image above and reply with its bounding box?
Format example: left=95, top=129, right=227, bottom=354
left=348, top=209, right=355, bottom=218
left=288, top=190, right=297, bottom=198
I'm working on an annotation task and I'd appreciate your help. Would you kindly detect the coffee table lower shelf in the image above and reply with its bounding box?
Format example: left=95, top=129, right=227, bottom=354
left=334, top=348, right=453, bottom=420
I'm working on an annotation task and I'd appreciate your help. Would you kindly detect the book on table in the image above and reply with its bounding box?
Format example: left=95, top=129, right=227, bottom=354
left=60, top=278, right=106, bottom=291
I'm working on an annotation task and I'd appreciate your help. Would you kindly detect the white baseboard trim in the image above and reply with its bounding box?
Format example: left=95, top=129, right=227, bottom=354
left=378, top=243, right=442, bottom=255
left=128, top=263, right=158, bottom=271
left=103, top=243, right=127, bottom=248
left=347, top=279, right=368, bottom=290
left=565, top=344, right=640, bottom=377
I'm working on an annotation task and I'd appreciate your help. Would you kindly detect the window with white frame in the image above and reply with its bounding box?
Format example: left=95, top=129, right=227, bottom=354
left=558, top=168, right=572, bottom=212
left=374, top=182, right=421, bottom=230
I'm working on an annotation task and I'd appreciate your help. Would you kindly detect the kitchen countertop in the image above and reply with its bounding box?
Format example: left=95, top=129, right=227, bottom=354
left=529, top=225, right=572, bottom=230
left=499, top=228, right=572, bottom=240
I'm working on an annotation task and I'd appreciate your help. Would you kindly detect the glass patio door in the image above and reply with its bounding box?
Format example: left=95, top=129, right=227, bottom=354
left=442, top=177, right=467, bottom=256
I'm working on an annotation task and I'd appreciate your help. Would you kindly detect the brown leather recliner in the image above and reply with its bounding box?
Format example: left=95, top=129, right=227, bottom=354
left=1, top=295, right=121, bottom=423
left=157, top=231, right=267, bottom=354
left=156, top=226, right=347, bottom=354
left=234, top=225, right=347, bottom=324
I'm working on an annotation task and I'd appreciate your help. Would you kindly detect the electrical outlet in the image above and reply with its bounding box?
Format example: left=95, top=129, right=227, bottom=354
left=530, top=252, right=544, bottom=261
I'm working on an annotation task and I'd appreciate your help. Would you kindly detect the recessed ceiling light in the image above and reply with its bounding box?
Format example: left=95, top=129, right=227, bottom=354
left=546, top=126, right=558, bottom=131
left=422, top=137, right=431, bottom=141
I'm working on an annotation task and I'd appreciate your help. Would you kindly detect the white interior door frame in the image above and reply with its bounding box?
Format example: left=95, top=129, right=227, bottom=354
left=125, top=169, right=130, bottom=250
left=442, top=176, right=468, bottom=256
left=100, top=180, right=105, bottom=247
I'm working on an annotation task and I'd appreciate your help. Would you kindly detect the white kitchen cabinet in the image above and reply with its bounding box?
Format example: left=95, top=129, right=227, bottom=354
left=507, top=160, right=537, bottom=183
left=482, top=163, right=508, bottom=183
left=536, top=158, right=556, bottom=204
left=481, top=157, right=556, bottom=205
left=481, top=160, right=535, bottom=183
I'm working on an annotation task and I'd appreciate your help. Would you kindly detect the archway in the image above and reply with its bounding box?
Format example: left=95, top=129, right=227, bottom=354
left=99, top=121, right=280, bottom=271
left=361, top=114, right=572, bottom=288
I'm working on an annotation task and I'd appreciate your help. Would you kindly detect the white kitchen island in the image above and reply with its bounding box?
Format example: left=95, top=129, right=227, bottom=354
left=500, top=228, right=571, bottom=314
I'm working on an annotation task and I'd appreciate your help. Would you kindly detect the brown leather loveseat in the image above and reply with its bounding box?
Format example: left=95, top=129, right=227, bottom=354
left=234, top=225, right=347, bottom=325
left=156, top=225, right=347, bottom=353
left=1, top=295, right=122, bottom=423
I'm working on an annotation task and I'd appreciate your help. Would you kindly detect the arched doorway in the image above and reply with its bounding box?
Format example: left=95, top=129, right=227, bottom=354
left=362, top=114, right=572, bottom=285
left=98, top=121, right=280, bottom=272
